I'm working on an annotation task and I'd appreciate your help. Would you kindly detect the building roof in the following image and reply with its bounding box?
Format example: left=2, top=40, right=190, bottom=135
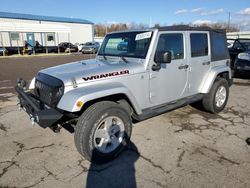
left=0, top=22, right=70, bottom=33
left=0, top=11, right=93, bottom=25
left=227, top=31, right=250, bottom=35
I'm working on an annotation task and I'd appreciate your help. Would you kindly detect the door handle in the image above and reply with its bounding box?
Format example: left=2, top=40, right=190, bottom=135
left=202, top=61, right=210, bottom=65
left=178, top=64, right=189, bottom=70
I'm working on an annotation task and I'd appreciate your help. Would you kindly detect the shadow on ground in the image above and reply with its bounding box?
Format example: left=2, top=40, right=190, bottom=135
left=86, top=141, right=139, bottom=188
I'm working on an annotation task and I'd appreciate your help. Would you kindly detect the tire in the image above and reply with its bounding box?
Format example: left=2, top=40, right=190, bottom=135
left=202, top=78, right=229, bottom=113
left=246, top=138, right=250, bottom=145
left=74, top=101, right=132, bottom=164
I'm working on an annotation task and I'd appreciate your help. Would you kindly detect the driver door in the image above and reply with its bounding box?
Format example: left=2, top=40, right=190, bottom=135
left=149, top=32, right=189, bottom=106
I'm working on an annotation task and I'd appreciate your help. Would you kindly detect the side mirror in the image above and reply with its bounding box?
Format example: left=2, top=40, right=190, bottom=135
left=155, top=51, right=172, bottom=64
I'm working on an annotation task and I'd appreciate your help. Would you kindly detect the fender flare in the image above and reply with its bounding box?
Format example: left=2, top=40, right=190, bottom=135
left=57, top=83, right=142, bottom=114
left=199, top=66, right=232, bottom=93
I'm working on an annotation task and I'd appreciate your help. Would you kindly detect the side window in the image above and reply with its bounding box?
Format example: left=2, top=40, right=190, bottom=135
left=10, top=32, right=20, bottom=40
left=155, top=33, right=184, bottom=60
left=190, top=33, right=208, bottom=57
left=211, top=32, right=228, bottom=60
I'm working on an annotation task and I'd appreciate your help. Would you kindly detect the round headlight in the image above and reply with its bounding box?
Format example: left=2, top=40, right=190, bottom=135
left=238, top=53, right=250, bottom=61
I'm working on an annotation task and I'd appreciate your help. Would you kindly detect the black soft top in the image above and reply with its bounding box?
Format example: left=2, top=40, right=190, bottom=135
left=156, top=25, right=229, bottom=61
left=156, top=25, right=226, bottom=33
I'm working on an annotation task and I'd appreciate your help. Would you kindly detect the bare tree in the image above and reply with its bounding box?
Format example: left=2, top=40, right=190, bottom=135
left=95, top=22, right=149, bottom=37
left=94, top=21, right=240, bottom=37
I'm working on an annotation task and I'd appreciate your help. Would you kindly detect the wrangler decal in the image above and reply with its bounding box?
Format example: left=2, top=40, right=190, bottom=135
left=83, top=70, right=129, bottom=81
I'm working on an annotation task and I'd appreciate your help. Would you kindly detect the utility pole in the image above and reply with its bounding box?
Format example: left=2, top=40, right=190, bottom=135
left=227, top=12, right=231, bottom=32
left=105, top=21, right=108, bottom=35
left=0, top=32, right=5, bottom=56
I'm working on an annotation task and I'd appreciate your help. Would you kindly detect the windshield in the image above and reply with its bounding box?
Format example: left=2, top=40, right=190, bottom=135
left=98, top=31, right=152, bottom=59
left=233, top=39, right=250, bottom=51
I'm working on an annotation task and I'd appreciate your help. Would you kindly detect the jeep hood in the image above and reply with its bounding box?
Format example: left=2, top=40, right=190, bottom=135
left=39, top=58, right=143, bottom=86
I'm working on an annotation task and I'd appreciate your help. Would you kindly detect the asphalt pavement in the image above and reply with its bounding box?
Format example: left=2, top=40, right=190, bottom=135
left=0, top=55, right=250, bottom=188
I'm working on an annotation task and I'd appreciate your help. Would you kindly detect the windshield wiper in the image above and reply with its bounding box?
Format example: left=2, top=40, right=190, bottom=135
left=98, top=52, right=107, bottom=60
left=120, top=56, right=129, bottom=63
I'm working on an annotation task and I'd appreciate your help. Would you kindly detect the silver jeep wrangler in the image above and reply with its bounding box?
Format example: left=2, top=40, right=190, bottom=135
left=16, top=26, right=233, bottom=163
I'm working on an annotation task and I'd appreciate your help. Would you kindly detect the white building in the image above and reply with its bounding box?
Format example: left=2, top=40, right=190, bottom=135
left=227, top=31, right=250, bottom=39
left=0, top=11, right=94, bottom=50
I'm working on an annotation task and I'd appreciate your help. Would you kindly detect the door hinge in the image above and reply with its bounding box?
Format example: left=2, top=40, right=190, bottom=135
left=149, top=73, right=157, bottom=79
left=149, top=92, right=155, bottom=98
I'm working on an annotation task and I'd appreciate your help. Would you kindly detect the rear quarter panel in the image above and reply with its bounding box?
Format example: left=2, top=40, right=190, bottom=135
left=199, top=60, right=231, bottom=93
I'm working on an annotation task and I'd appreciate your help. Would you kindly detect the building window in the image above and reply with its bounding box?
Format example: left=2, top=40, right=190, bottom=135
left=10, top=32, right=20, bottom=40
left=190, top=33, right=208, bottom=57
left=47, top=33, right=55, bottom=41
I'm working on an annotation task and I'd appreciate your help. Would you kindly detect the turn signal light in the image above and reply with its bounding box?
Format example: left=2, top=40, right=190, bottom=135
left=76, top=101, right=84, bottom=108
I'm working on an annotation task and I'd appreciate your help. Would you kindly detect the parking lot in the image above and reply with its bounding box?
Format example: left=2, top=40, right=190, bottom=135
left=0, top=54, right=250, bottom=188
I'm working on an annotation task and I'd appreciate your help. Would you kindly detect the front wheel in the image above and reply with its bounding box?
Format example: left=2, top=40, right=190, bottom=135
left=202, top=78, right=229, bottom=113
left=74, top=101, right=132, bottom=163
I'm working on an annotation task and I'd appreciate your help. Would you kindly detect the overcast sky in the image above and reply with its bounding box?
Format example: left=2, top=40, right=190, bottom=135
left=1, top=0, right=250, bottom=30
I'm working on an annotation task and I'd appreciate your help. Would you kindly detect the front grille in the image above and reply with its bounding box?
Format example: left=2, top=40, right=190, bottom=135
left=236, top=59, right=250, bottom=66
left=34, top=73, right=64, bottom=107
left=82, top=47, right=91, bottom=50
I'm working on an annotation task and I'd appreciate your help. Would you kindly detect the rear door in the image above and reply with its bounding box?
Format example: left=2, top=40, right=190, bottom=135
left=187, top=32, right=211, bottom=95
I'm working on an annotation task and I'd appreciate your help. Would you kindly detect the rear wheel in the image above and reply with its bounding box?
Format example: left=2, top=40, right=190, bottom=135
left=74, top=101, right=132, bottom=163
left=202, top=78, right=229, bottom=113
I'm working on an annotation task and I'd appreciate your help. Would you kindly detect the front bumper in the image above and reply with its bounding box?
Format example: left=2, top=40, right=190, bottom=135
left=15, top=85, right=63, bottom=128
left=234, top=67, right=250, bottom=72
left=82, top=48, right=95, bottom=53
left=234, top=59, right=250, bottom=74
left=234, top=66, right=250, bottom=78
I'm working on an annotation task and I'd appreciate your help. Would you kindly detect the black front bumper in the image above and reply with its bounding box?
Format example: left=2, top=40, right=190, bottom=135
left=15, top=85, right=63, bottom=128
left=233, top=59, right=250, bottom=77
left=233, top=68, right=250, bottom=78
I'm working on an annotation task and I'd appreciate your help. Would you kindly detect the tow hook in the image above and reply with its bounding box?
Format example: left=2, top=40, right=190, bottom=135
left=17, top=78, right=27, bottom=90
left=50, top=124, right=62, bottom=133
left=30, top=117, right=36, bottom=125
